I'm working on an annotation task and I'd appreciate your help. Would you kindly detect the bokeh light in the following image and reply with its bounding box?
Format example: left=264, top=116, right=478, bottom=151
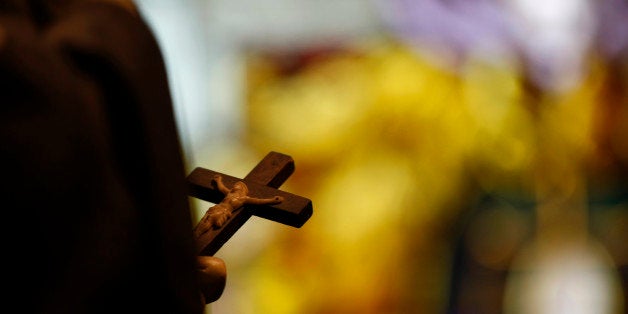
left=137, top=0, right=628, bottom=313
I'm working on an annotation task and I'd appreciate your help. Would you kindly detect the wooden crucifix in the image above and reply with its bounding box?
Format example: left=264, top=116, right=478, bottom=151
left=187, top=151, right=313, bottom=256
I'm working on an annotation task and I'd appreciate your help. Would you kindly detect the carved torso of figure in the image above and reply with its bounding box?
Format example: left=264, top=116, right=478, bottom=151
left=223, top=182, right=250, bottom=208
left=193, top=176, right=283, bottom=239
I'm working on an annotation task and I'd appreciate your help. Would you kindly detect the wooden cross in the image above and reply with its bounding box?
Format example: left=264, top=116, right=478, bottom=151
left=187, top=151, right=313, bottom=256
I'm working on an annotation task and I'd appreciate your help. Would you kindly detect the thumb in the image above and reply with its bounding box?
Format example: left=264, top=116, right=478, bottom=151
left=197, top=256, right=227, bottom=304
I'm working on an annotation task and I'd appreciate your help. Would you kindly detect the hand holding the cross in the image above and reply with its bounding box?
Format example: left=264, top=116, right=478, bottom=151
left=197, top=256, right=227, bottom=304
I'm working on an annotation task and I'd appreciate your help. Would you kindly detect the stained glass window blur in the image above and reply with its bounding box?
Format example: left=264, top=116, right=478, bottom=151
left=137, top=0, right=628, bottom=313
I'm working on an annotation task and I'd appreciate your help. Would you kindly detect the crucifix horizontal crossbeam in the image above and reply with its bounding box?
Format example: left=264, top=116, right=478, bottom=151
left=187, top=151, right=313, bottom=256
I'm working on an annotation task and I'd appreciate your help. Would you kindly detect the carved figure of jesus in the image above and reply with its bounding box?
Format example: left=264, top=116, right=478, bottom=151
left=193, top=175, right=284, bottom=238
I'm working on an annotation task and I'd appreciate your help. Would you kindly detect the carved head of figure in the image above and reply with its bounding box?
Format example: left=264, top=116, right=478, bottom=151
left=232, top=181, right=249, bottom=196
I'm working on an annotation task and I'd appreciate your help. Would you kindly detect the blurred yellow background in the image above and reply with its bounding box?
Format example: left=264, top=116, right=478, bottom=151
left=136, top=1, right=628, bottom=313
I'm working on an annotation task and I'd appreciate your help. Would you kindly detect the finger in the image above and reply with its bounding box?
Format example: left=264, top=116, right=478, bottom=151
left=197, top=256, right=227, bottom=304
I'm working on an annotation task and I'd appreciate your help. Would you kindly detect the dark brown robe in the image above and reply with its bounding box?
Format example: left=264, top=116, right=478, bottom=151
left=1, top=1, right=203, bottom=313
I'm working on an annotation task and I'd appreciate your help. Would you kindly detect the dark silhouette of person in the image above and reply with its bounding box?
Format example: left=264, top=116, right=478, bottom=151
left=1, top=1, right=226, bottom=312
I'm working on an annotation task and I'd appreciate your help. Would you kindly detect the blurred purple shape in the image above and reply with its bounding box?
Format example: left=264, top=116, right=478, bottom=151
left=595, top=0, right=628, bottom=59
left=376, top=0, right=520, bottom=60
left=377, top=0, right=628, bottom=61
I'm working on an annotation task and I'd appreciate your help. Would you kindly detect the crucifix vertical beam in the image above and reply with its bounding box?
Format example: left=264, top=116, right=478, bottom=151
left=187, top=151, right=313, bottom=256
